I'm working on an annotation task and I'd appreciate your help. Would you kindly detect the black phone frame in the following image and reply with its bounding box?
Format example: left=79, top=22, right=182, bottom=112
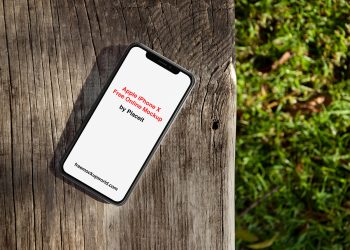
left=59, top=42, right=195, bottom=205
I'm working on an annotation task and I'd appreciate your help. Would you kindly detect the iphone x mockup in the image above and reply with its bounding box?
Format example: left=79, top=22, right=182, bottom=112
left=60, top=43, right=195, bottom=205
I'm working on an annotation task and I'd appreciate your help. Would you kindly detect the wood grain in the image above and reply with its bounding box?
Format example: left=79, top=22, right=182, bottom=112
left=0, top=0, right=236, bottom=249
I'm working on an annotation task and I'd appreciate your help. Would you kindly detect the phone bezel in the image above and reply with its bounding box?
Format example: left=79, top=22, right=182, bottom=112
left=59, top=42, right=195, bottom=205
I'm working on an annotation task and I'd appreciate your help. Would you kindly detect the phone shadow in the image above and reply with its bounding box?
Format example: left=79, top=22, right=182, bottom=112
left=50, top=44, right=128, bottom=203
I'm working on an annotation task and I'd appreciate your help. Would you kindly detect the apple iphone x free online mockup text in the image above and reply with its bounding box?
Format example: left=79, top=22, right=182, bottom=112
left=61, top=43, right=195, bottom=205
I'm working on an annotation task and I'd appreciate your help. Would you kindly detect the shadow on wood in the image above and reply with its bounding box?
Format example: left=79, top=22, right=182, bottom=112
left=50, top=45, right=128, bottom=203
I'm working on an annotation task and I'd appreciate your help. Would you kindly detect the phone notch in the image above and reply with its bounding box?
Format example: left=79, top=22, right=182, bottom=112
left=146, top=51, right=180, bottom=74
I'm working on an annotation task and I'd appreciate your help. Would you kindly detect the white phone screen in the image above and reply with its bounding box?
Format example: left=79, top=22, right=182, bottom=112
left=62, top=45, right=193, bottom=203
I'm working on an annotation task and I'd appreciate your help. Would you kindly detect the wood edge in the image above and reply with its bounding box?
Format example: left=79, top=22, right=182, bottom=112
left=223, top=61, right=237, bottom=250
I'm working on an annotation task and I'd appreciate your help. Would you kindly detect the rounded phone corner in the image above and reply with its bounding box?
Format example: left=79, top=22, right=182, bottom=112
left=127, top=41, right=143, bottom=49
left=105, top=194, right=129, bottom=206
left=125, top=42, right=146, bottom=54
left=107, top=186, right=135, bottom=206
left=60, top=157, right=71, bottom=173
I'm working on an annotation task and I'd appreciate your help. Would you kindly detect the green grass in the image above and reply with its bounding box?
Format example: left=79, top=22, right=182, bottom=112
left=235, top=0, right=350, bottom=249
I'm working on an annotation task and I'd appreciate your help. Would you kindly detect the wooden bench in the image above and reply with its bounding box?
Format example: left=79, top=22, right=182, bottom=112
left=0, top=0, right=236, bottom=249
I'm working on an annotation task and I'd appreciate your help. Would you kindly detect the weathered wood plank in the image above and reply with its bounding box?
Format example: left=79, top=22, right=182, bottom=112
left=0, top=0, right=16, bottom=248
left=0, top=0, right=235, bottom=249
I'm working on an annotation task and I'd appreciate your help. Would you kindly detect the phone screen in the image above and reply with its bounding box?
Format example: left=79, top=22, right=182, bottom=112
left=62, top=44, right=194, bottom=204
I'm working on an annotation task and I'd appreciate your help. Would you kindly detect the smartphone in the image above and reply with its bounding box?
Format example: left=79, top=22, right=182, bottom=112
left=60, top=43, right=195, bottom=205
